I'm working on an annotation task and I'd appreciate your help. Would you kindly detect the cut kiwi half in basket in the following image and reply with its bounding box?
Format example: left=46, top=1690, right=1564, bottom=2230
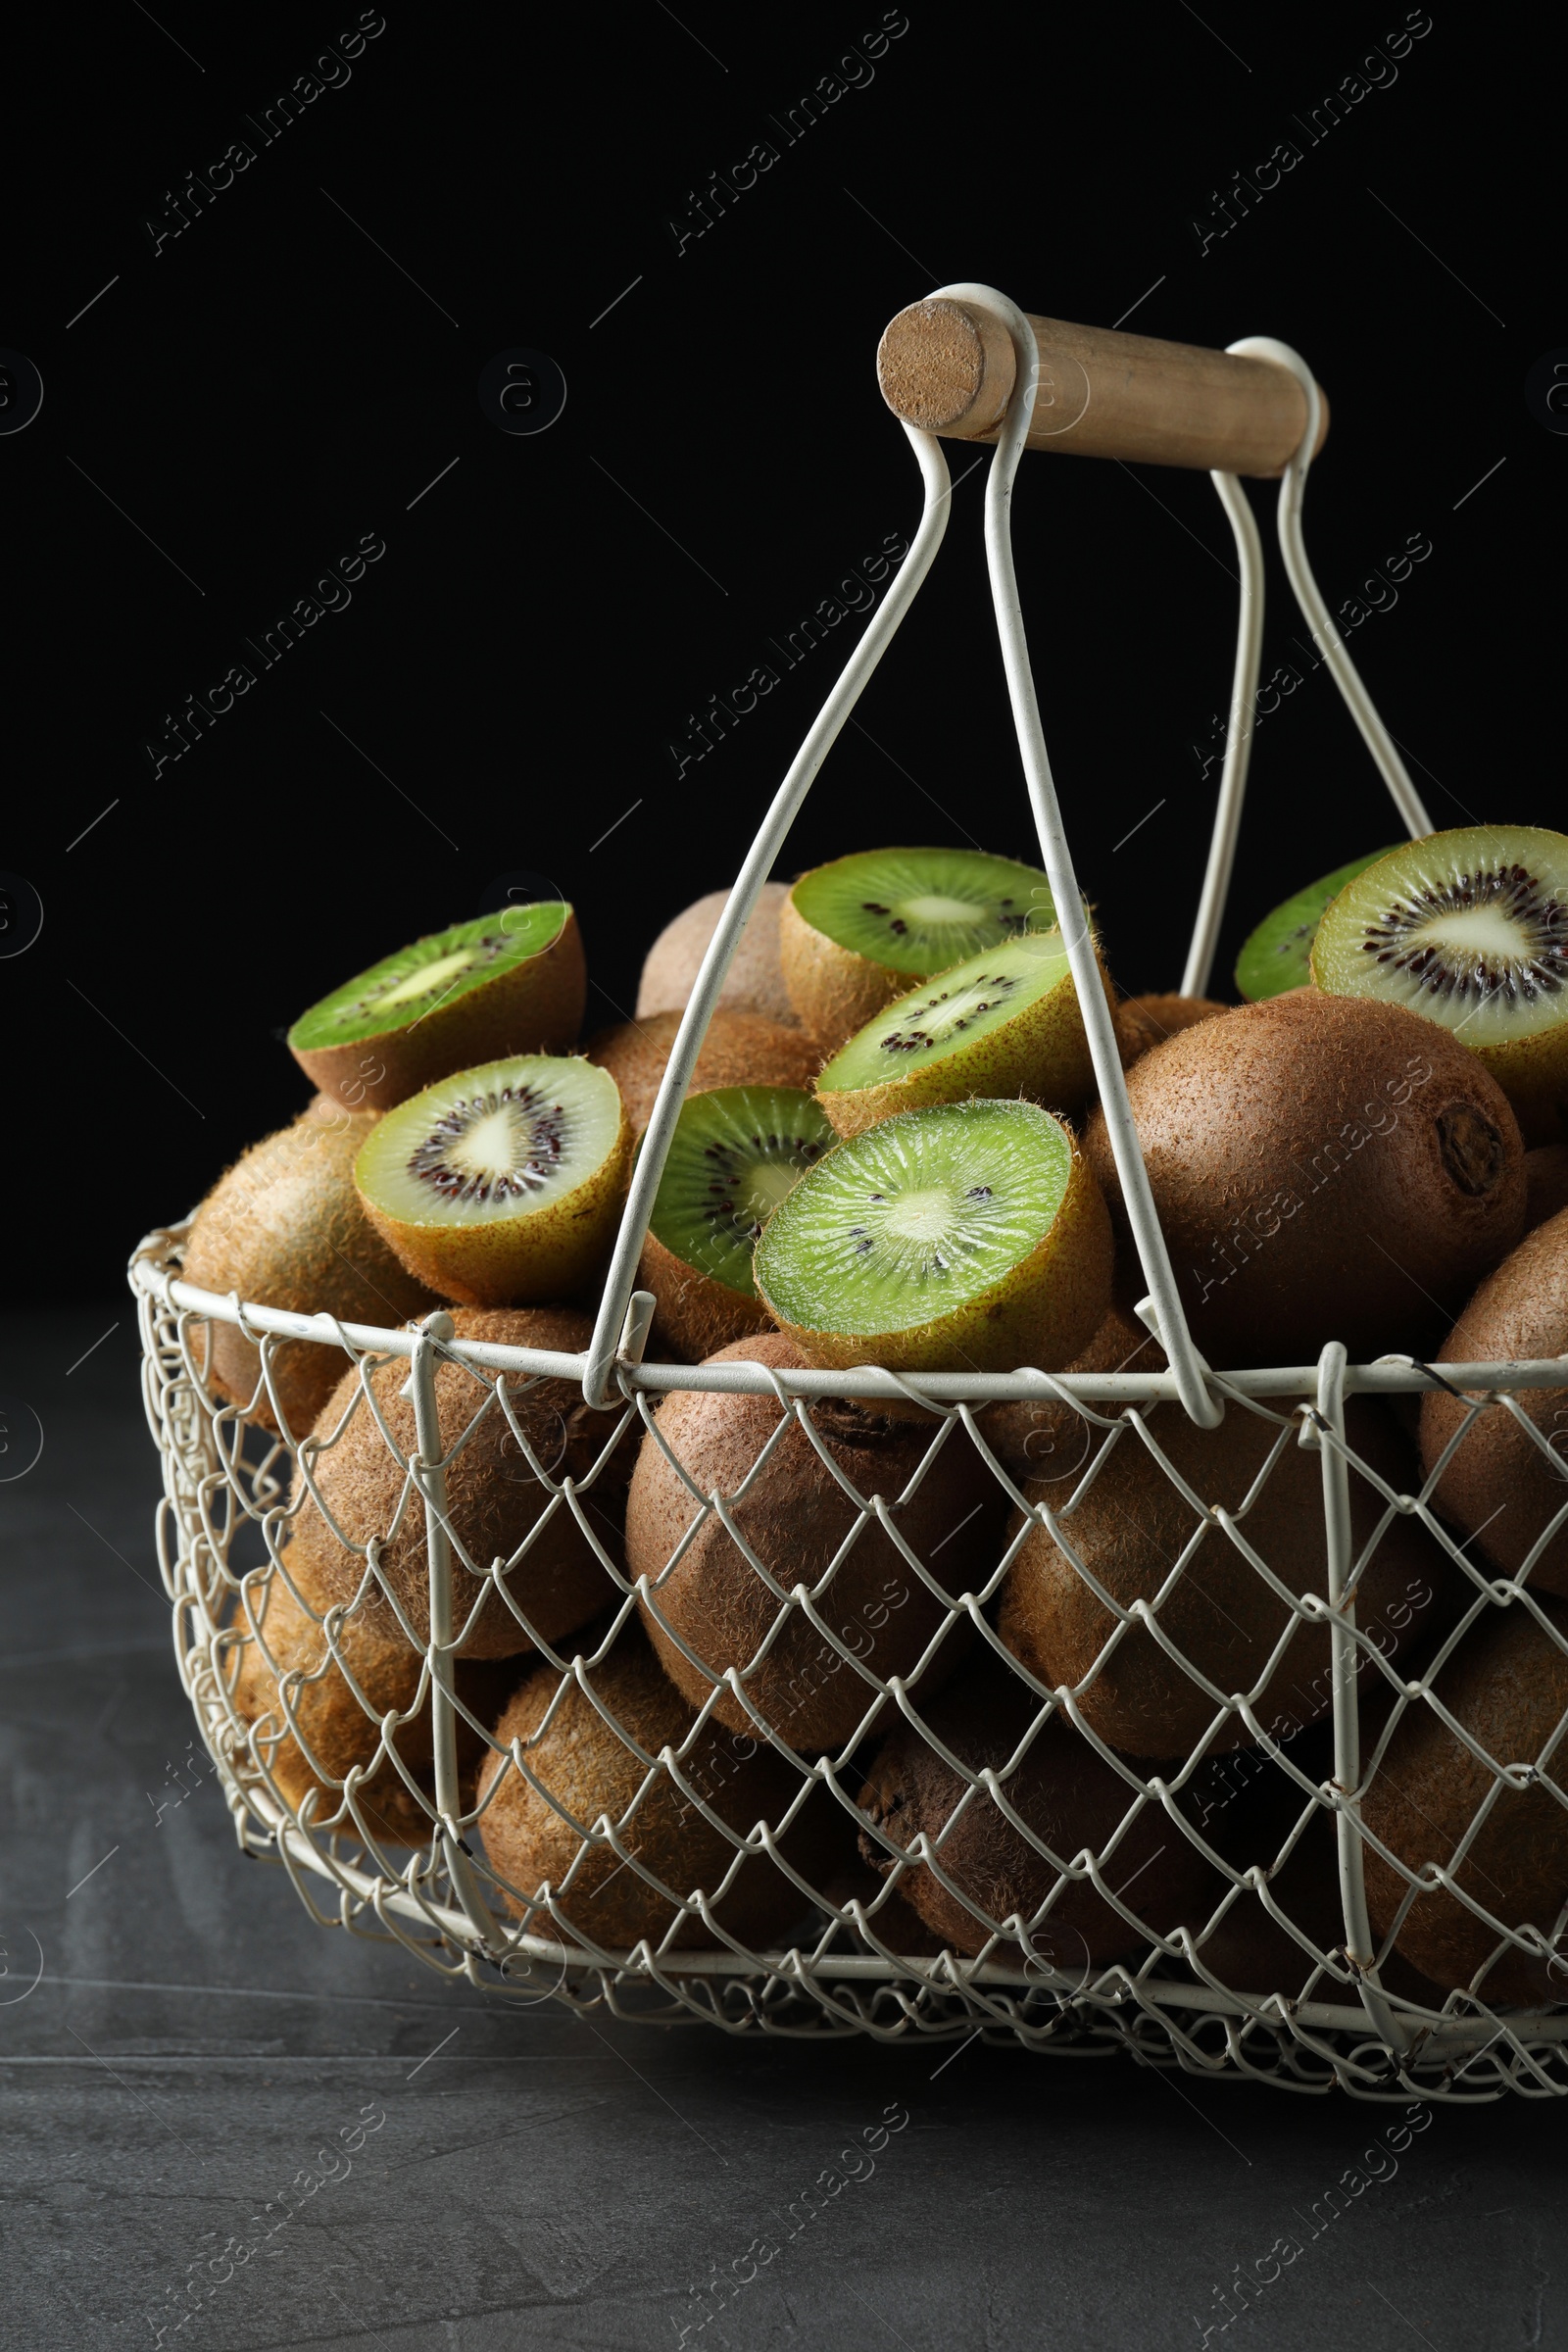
left=1234, top=849, right=1396, bottom=1002
left=815, top=927, right=1110, bottom=1139
left=354, top=1054, right=630, bottom=1305
left=753, top=1098, right=1112, bottom=1381
left=779, top=847, right=1056, bottom=1050
left=639, top=1085, right=836, bottom=1359
left=1311, top=826, right=1568, bottom=1142
left=288, top=905, right=586, bottom=1111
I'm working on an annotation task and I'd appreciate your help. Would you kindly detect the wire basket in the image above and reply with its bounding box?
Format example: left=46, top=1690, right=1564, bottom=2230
left=130, top=285, right=1568, bottom=2101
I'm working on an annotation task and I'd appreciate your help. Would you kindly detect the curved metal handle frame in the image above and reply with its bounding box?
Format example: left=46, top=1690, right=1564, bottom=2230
left=583, top=293, right=1436, bottom=1425
left=1181, top=336, right=1432, bottom=998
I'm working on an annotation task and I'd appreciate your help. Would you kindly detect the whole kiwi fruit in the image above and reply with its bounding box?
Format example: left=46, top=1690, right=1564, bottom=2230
left=1083, top=993, right=1526, bottom=1366
left=977, top=1301, right=1163, bottom=1484
left=1184, top=1713, right=1441, bottom=2004
left=818, top=1857, right=950, bottom=1960
left=1360, top=1597, right=1568, bottom=2000
left=998, top=1395, right=1459, bottom=1756
left=1419, top=1207, right=1568, bottom=1596
left=1525, top=1146, right=1568, bottom=1232
left=476, top=1622, right=834, bottom=1950
left=585, top=1007, right=819, bottom=1137
left=225, top=1535, right=518, bottom=1843
left=292, top=1306, right=631, bottom=1659
left=636, top=883, right=798, bottom=1027
left=857, top=1650, right=1213, bottom=1964
left=626, top=1334, right=998, bottom=1749
left=1114, top=992, right=1229, bottom=1068
left=183, top=1096, right=441, bottom=1434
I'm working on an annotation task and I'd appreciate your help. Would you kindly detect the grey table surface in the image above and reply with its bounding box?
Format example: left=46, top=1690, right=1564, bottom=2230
left=2, top=1308, right=1563, bottom=2352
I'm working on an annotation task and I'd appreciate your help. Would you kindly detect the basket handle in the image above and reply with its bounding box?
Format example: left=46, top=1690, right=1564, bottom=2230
left=932, top=280, right=1222, bottom=1427
left=878, top=297, right=1330, bottom=477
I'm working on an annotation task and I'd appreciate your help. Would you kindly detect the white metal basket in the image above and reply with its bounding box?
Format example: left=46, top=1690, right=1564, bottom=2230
left=130, top=285, right=1568, bottom=2101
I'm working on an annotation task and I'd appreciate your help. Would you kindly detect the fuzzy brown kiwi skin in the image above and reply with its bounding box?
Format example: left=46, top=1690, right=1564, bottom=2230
left=1418, top=1206, right=1568, bottom=1596
left=636, top=884, right=798, bottom=1027
left=225, top=1536, right=520, bottom=1844
left=476, top=1622, right=839, bottom=1951
left=1113, top=993, right=1230, bottom=1068
left=856, top=1650, right=1214, bottom=1964
left=1085, top=992, right=1526, bottom=1368
left=584, top=1007, right=820, bottom=1136
left=1525, top=1146, right=1568, bottom=1232
left=1360, top=1597, right=1568, bottom=2001
left=292, top=1306, right=632, bottom=1660
left=637, top=1228, right=775, bottom=1364
left=626, top=1334, right=998, bottom=1750
left=291, top=910, right=587, bottom=1114
left=998, top=1396, right=1461, bottom=1758
left=1190, top=1769, right=1441, bottom=2003
left=816, top=1856, right=951, bottom=1959
left=184, top=1097, right=442, bottom=1437
left=976, top=1301, right=1163, bottom=1483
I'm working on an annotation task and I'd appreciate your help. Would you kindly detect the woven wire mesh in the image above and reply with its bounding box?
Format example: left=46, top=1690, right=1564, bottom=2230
left=130, top=1223, right=1568, bottom=2102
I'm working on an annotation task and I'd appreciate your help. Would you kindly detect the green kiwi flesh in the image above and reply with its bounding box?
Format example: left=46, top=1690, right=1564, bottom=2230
left=353, top=1054, right=630, bottom=1305
left=288, top=906, right=585, bottom=1110
left=793, top=847, right=1054, bottom=969
left=753, top=1099, right=1112, bottom=1379
left=781, top=847, right=1055, bottom=1049
left=1311, top=827, right=1568, bottom=1141
left=640, top=1085, right=835, bottom=1359
left=815, top=928, right=1103, bottom=1138
left=1234, top=849, right=1396, bottom=1001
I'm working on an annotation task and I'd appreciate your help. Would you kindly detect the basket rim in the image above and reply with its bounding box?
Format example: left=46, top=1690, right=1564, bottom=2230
left=130, top=1222, right=1568, bottom=1405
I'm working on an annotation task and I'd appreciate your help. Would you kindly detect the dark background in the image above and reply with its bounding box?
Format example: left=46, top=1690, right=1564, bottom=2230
left=1, top=4, right=1553, bottom=1300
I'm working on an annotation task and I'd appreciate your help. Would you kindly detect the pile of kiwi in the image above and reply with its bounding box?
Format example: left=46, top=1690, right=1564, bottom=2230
left=172, top=826, right=1568, bottom=1994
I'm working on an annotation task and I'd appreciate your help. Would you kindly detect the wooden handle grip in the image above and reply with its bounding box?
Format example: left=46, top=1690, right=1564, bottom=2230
left=877, top=298, right=1329, bottom=477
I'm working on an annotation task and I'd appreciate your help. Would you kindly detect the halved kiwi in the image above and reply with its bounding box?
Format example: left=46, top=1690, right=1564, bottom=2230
left=1235, top=850, right=1396, bottom=1002
left=814, top=928, right=1110, bottom=1140
left=288, top=906, right=586, bottom=1111
left=780, top=848, right=1055, bottom=1050
left=639, top=1086, right=835, bottom=1359
left=353, top=1054, right=630, bottom=1305
left=753, top=1099, right=1112, bottom=1380
left=1311, top=827, right=1568, bottom=1142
